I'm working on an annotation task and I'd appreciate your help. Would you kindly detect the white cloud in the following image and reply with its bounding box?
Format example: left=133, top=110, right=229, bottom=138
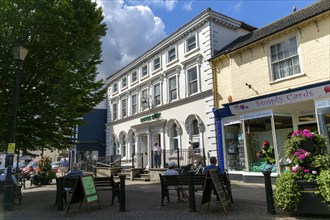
left=127, top=0, right=178, bottom=11
left=182, top=0, right=193, bottom=12
left=232, top=1, right=243, bottom=13
left=96, top=0, right=167, bottom=80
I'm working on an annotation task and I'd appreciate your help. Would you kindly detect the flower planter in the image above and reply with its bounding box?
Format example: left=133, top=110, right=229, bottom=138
left=296, top=190, right=330, bottom=216
left=298, top=139, right=315, bottom=153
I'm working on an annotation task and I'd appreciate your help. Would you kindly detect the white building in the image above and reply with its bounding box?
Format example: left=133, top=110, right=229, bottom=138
left=105, top=8, right=255, bottom=169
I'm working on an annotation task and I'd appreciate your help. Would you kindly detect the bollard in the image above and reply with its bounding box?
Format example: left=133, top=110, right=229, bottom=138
left=119, top=174, right=126, bottom=212
left=188, top=171, right=196, bottom=212
left=262, top=170, right=275, bottom=215
left=2, top=166, right=14, bottom=211
left=56, top=177, right=64, bottom=211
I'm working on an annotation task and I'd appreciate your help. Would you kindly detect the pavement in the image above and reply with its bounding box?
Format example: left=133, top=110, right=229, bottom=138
left=0, top=177, right=327, bottom=220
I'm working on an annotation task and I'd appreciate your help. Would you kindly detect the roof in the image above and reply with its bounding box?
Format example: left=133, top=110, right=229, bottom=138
left=211, top=0, right=330, bottom=60
left=106, top=8, right=256, bottom=81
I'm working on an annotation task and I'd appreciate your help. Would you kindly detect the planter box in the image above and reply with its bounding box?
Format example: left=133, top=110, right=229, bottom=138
left=297, top=191, right=330, bottom=216
left=295, top=180, right=330, bottom=216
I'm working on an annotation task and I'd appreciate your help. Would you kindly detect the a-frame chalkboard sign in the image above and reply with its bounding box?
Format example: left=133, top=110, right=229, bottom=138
left=66, top=175, right=101, bottom=213
left=199, top=169, right=230, bottom=214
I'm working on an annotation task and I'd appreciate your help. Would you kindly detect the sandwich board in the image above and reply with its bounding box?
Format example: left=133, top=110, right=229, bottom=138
left=199, top=169, right=230, bottom=214
left=67, top=175, right=101, bottom=213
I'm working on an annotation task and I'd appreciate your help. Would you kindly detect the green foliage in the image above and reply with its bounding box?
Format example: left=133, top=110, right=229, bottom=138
left=316, top=170, right=330, bottom=204
left=275, top=130, right=329, bottom=212
left=38, top=156, right=56, bottom=180
left=274, top=172, right=301, bottom=212
left=0, top=0, right=107, bottom=153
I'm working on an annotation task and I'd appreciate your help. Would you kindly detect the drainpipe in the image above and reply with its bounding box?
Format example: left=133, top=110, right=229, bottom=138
left=210, top=60, right=220, bottom=168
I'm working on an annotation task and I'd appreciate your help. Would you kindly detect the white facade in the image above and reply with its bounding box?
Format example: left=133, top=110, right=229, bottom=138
left=105, top=8, right=254, bottom=168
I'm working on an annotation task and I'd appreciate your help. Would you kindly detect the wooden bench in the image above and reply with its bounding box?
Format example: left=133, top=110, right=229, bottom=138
left=0, top=181, right=22, bottom=205
left=55, top=177, right=78, bottom=210
left=93, top=176, right=120, bottom=205
left=16, top=172, right=28, bottom=189
left=159, top=173, right=205, bottom=206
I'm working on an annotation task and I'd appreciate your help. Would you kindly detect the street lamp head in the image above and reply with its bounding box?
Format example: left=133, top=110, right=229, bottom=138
left=12, top=45, right=29, bottom=61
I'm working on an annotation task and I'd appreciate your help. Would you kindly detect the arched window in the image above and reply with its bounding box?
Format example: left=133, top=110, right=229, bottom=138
left=121, top=135, right=126, bottom=157
left=191, top=119, right=200, bottom=151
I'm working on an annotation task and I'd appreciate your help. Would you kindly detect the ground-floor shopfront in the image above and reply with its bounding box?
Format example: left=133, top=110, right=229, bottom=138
left=213, top=81, right=330, bottom=182
left=106, top=98, right=217, bottom=169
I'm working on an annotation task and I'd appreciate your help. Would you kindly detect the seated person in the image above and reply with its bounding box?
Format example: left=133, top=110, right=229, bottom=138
left=64, top=163, right=83, bottom=179
left=164, top=161, right=183, bottom=202
left=0, top=167, right=19, bottom=186
left=28, top=166, right=41, bottom=186
left=203, top=156, right=220, bottom=174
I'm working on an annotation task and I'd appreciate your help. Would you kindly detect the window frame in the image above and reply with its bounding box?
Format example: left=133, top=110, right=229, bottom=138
left=153, top=82, right=161, bottom=107
left=112, top=103, right=118, bottom=121
left=131, top=71, right=137, bottom=84
left=153, top=57, right=161, bottom=71
left=141, top=64, right=148, bottom=78
left=131, top=93, right=137, bottom=115
left=141, top=89, right=149, bottom=111
left=121, top=76, right=127, bottom=89
left=186, top=35, right=197, bottom=53
left=112, top=82, right=118, bottom=93
left=167, top=47, right=176, bottom=63
left=187, top=66, right=198, bottom=96
left=121, top=98, right=127, bottom=118
left=269, top=35, right=301, bottom=81
left=168, top=75, right=177, bottom=102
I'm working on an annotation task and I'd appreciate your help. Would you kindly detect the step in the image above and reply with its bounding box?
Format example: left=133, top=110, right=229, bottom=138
left=133, top=177, right=150, bottom=182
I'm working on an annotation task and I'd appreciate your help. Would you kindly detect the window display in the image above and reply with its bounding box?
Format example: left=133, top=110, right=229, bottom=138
left=224, top=124, right=244, bottom=171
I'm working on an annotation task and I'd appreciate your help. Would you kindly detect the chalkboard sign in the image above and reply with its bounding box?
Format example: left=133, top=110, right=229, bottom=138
left=67, top=175, right=101, bottom=213
left=199, top=169, right=230, bottom=214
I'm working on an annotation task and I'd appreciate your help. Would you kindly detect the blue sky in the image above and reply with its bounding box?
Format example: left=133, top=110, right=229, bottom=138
left=96, top=0, right=318, bottom=80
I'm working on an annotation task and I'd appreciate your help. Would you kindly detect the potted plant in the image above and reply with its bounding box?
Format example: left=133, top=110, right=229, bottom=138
left=38, top=156, right=56, bottom=185
left=274, top=129, right=330, bottom=215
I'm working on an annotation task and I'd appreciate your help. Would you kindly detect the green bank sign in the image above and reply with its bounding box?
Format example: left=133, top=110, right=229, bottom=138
left=140, top=113, right=161, bottom=123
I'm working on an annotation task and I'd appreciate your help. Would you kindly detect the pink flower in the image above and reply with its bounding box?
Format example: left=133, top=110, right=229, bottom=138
left=305, top=152, right=311, bottom=156
left=298, top=155, right=306, bottom=160
left=294, top=152, right=300, bottom=156
left=303, top=169, right=310, bottom=173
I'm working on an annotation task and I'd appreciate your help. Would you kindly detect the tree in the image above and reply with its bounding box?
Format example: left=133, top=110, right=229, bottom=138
left=0, top=0, right=107, bottom=155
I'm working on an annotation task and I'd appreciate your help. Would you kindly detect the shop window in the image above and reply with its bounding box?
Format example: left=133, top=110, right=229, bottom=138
left=273, top=116, right=293, bottom=173
left=270, top=36, right=301, bottom=80
left=244, top=117, right=276, bottom=172
left=224, top=123, right=244, bottom=171
left=316, top=107, right=330, bottom=152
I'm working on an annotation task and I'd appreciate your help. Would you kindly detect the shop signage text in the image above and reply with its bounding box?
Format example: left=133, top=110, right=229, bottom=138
left=140, top=113, right=161, bottom=123
left=230, top=84, right=330, bottom=113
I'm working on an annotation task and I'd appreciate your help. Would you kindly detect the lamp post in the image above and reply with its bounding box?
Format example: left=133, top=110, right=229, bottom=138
left=2, top=44, right=28, bottom=211
left=5, top=44, right=28, bottom=166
